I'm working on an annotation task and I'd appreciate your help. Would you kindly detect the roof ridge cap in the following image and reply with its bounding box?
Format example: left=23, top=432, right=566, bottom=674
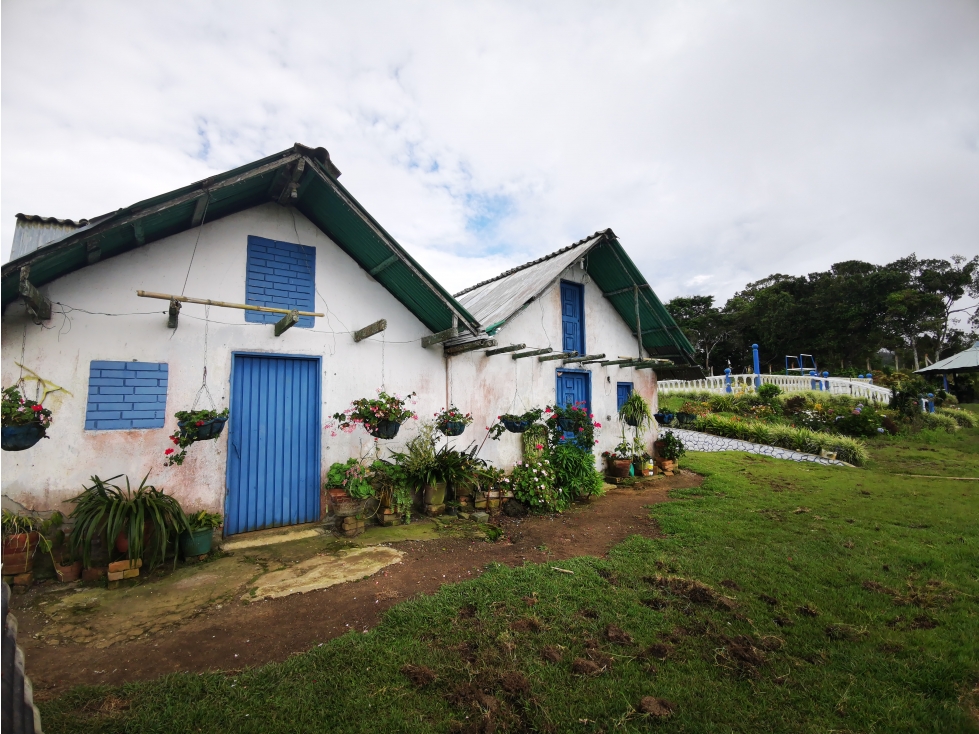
left=454, top=229, right=612, bottom=297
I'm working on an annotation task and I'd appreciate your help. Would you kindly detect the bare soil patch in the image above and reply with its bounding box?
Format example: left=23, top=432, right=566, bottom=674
left=15, top=472, right=698, bottom=698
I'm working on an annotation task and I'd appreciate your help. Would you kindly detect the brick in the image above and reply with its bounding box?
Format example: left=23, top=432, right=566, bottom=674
left=108, top=559, right=142, bottom=573
left=12, top=572, right=34, bottom=586
left=131, top=419, right=165, bottom=428
left=425, top=504, right=446, bottom=517
left=96, top=386, right=136, bottom=394
left=85, top=420, right=97, bottom=430
left=122, top=568, right=140, bottom=579
left=82, top=566, right=107, bottom=581
left=90, top=377, right=125, bottom=386
left=134, top=386, right=168, bottom=394
left=87, top=411, right=123, bottom=420
left=3, top=562, right=32, bottom=576
left=124, top=410, right=161, bottom=419
left=107, top=570, right=125, bottom=581
left=91, top=360, right=126, bottom=370
left=97, top=370, right=130, bottom=379
left=129, top=393, right=165, bottom=404
left=107, top=580, right=121, bottom=590
left=341, top=527, right=364, bottom=538
left=341, top=517, right=365, bottom=529
left=126, top=362, right=163, bottom=371
left=123, top=378, right=160, bottom=387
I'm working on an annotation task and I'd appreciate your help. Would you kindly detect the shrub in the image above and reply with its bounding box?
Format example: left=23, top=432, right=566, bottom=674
left=921, top=412, right=958, bottom=434
left=549, top=444, right=605, bottom=500
left=757, top=383, right=782, bottom=402
left=544, top=402, right=600, bottom=451
left=831, top=406, right=884, bottom=438
left=656, top=430, right=686, bottom=461
left=510, top=457, right=565, bottom=513
left=937, top=407, right=978, bottom=428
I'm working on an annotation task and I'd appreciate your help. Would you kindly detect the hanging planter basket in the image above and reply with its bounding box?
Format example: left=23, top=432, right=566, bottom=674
left=177, top=416, right=228, bottom=441
left=676, top=412, right=697, bottom=427
left=502, top=418, right=532, bottom=433
left=368, top=420, right=402, bottom=440
left=556, top=417, right=577, bottom=432
left=438, top=420, right=467, bottom=437
left=653, top=412, right=675, bottom=426
left=2, top=423, right=47, bottom=452
left=623, top=415, right=640, bottom=427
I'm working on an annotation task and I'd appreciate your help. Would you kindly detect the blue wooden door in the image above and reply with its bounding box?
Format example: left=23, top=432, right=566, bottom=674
left=225, top=354, right=321, bottom=535
left=556, top=370, right=591, bottom=442
left=561, top=281, right=584, bottom=354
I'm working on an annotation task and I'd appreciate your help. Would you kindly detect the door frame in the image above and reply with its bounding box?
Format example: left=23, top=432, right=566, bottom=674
left=224, top=351, right=323, bottom=535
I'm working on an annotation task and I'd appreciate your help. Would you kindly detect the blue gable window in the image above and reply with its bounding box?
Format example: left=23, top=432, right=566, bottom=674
left=245, top=235, right=315, bottom=328
left=617, top=382, right=633, bottom=413
left=560, top=281, right=584, bottom=354
left=85, top=361, right=168, bottom=430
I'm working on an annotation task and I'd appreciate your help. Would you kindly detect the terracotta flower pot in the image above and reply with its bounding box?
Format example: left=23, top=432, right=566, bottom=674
left=56, top=561, right=83, bottom=582
left=3, top=531, right=40, bottom=555
left=607, top=458, right=631, bottom=478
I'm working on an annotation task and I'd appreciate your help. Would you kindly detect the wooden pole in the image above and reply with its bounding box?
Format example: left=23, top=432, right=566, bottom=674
left=539, top=351, right=578, bottom=362
left=137, top=290, right=323, bottom=317
left=512, top=348, right=552, bottom=360
left=485, top=343, right=526, bottom=357
left=634, top=285, right=643, bottom=359
left=353, top=319, right=387, bottom=342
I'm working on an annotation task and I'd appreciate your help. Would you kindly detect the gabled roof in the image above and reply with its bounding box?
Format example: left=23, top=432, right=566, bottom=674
left=916, top=342, right=979, bottom=374
left=2, top=143, right=479, bottom=335
left=454, top=229, right=697, bottom=364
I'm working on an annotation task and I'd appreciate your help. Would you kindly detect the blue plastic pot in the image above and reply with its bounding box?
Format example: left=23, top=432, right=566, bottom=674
left=439, top=421, right=466, bottom=437
left=178, top=416, right=228, bottom=441
left=1, top=423, right=46, bottom=452
left=501, top=418, right=531, bottom=433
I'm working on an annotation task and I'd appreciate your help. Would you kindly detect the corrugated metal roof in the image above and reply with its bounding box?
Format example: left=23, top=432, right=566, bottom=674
left=453, top=230, right=699, bottom=366
left=10, top=214, right=90, bottom=260
left=916, top=342, right=979, bottom=374
left=1, top=144, right=478, bottom=336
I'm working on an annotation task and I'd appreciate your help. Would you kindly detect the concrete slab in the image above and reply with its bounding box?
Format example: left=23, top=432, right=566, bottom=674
left=221, top=524, right=324, bottom=551
left=248, top=546, right=403, bottom=602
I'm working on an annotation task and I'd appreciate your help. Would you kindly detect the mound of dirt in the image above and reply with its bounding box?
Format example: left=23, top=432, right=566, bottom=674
left=646, top=575, right=737, bottom=611
left=540, top=646, right=564, bottom=664
left=572, top=658, right=603, bottom=676
left=605, top=624, right=633, bottom=644
left=639, top=696, right=675, bottom=717
left=402, top=664, right=437, bottom=687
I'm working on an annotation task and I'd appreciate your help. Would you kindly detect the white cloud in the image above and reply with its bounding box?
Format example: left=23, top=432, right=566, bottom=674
left=3, top=0, right=978, bottom=305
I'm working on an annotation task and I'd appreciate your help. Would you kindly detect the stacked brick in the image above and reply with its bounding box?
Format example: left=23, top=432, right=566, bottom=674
left=85, top=361, right=168, bottom=430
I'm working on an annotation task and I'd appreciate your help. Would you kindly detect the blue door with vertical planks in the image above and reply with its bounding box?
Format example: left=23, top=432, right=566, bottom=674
left=556, top=369, right=591, bottom=442
left=561, top=281, right=584, bottom=354
left=225, top=354, right=321, bottom=535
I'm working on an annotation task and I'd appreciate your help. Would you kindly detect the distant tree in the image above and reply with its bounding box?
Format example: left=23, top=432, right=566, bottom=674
left=664, top=295, right=732, bottom=372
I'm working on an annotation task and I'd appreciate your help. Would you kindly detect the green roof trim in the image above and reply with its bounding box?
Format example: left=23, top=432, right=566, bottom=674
left=2, top=144, right=479, bottom=336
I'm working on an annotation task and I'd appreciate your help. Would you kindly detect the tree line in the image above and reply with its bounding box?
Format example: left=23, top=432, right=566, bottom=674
left=665, top=254, right=978, bottom=376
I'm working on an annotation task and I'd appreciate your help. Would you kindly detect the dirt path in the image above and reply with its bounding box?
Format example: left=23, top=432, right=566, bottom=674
left=16, top=473, right=699, bottom=699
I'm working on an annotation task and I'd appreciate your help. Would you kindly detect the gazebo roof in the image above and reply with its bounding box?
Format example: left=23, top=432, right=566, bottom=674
left=916, top=342, right=979, bottom=374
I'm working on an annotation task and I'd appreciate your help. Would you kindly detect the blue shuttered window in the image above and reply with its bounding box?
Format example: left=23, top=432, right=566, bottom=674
left=245, top=235, right=316, bottom=328
left=560, top=281, right=584, bottom=354
left=617, top=382, right=633, bottom=412
left=85, top=361, right=168, bottom=430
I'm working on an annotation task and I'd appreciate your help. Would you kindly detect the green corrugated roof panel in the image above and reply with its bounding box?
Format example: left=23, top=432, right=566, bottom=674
left=1, top=144, right=478, bottom=336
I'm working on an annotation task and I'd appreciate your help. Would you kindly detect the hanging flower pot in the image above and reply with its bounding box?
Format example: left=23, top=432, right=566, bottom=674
left=502, top=418, right=531, bottom=433
left=438, top=421, right=466, bottom=436
left=653, top=412, right=675, bottom=426
left=369, top=419, right=402, bottom=439
left=676, top=412, right=697, bottom=427
left=557, top=417, right=576, bottom=432
left=179, top=415, right=228, bottom=441
left=434, top=406, right=473, bottom=437
left=165, top=407, right=230, bottom=466
left=2, top=386, right=53, bottom=452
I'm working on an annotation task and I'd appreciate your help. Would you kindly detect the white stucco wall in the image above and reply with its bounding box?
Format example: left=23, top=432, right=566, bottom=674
left=447, top=266, right=659, bottom=468
left=1, top=203, right=449, bottom=517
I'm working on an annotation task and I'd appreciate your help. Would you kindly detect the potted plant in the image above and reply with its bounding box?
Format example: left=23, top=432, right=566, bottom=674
left=181, top=511, right=222, bottom=557
left=369, top=460, right=413, bottom=525
left=165, top=407, right=230, bottom=466
left=68, top=473, right=191, bottom=570
left=544, top=402, right=601, bottom=451
left=653, top=412, right=675, bottom=426
left=390, top=423, right=452, bottom=509
left=601, top=435, right=633, bottom=478
left=631, top=436, right=652, bottom=476
left=332, top=390, right=417, bottom=440
left=488, top=407, right=544, bottom=438
left=434, top=406, right=473, bottom=437
left=2, top=386, right=52, bottom=452
left=2, top=509, right=40, bottom=576
left=619, top=392, right=653, bottom=429
left=325, top=459, right=375, bottom=517
left=655, top=431, right=686, bottom=472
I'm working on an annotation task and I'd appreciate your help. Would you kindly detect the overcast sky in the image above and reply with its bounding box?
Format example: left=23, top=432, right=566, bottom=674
left=3, top=1, right=978, bottom=304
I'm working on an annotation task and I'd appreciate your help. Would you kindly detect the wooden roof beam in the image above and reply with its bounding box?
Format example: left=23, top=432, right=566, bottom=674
left=512, top=348, right=552, bottom=360
left=445, top=338, right=497, bottom=356
left=485, top=343, right=526, bottom=357
left=19, top=266, right=51, bottom=321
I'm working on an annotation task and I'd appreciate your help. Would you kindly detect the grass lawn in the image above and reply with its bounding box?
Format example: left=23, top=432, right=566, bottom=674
left=40, top=428, right=979, bottom=733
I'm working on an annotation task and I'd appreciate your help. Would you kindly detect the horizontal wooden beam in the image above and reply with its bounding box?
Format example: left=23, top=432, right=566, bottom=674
left=274, top=310, right=299, bottom=337
left=512, top=348, right=552, bottom=360
left=137, top=290, right=323, bottom=317
left=485, top=343, right=526, bottom=357
left=604, top=283, right=650, bottom=298
left=600, top=358, right=651, bottom=367
left=19, top=267, right=51, bottom=321
left=564, top=353, right=605, bottom=364
left=445, top=338, right=497, bottom=356
left=353, top=319, right=387, bottom=342
left=421, top=327, right=460, bottom=348
left=539, top=351, right=578, bottom=362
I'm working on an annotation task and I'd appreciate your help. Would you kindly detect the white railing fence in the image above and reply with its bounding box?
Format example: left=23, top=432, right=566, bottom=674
left=659, top=373, right=892, bottom=402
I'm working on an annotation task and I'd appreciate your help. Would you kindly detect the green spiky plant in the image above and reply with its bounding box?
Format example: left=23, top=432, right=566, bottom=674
left=68, top=473, right=190, bottom=570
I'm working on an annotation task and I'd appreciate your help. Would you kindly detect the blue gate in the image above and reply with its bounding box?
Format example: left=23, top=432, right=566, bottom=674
left=225, top=354, right=321, bottom=535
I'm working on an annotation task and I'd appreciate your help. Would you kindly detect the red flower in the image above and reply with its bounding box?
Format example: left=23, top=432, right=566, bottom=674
left=196, top=420, right=205, bottom=426
left=165, top=448, right=175, bottom=455
left=32, top=404, right=43, bottom=412
left=170, top=435, right=179, bottom=444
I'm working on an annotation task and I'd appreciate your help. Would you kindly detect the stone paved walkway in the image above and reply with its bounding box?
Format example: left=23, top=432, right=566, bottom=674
left=668, top=428, right=849, bottom=466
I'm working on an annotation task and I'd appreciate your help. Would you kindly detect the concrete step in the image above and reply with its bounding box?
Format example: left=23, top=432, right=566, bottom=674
left=220, top=523, right=324, bottom=551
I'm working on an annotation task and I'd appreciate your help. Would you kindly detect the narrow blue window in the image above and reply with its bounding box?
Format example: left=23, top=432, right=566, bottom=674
left=245, top=235, right=315, bottom=328
left=617, top=382, right=633, bottom=413
left=85, top=361, right=168, bottom=430
left=560, top=281, right=584, bottom=354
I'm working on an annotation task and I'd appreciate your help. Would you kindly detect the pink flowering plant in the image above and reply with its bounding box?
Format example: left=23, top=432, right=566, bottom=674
left=331, top=390, right=417, bottom=437
left=433, top=406, right=473, bottom=431
left=164, top=407, right=230, bottom=466
left=487, top=407, right=544, bottom=440
left=1, top=386, right=53, bottom=428
left=544, top=401, right=601, bottom=451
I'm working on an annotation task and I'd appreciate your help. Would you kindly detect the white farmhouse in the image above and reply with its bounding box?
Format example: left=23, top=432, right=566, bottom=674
left=1, top=144, right=697, bottom=535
